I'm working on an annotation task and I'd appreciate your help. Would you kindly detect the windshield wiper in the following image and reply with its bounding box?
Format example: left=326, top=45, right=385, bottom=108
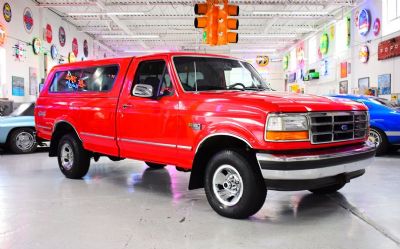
left=244, top=86, right=270, bottom=91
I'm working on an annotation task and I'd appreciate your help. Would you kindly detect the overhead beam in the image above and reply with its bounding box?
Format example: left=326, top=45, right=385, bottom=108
left=37, top=0, right=356, bottom=8
left=94, top=0, right=148, bottom=49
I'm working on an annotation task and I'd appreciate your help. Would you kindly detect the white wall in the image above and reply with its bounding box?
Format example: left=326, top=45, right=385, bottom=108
left=351, top=0, right=400, bottom=97
left=280, top=0, right=400, bottom=97
left=252, top=60, right=285, bottom=91
left=0, top=0, right=95, bottom=102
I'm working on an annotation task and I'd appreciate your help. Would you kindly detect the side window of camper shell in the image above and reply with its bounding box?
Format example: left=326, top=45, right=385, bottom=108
left=49, top=65, right=119, bottom=93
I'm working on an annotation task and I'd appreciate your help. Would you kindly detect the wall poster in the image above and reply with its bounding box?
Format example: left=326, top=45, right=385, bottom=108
left=12, top=76, right=24, bottom=96
left=358, top=77, right=370, bottom=95
left=29, top=67, right=38, bottom=95
left=340, top=62, right=347, bottom=78
left=339, top=80, right=348, bottom=94
left=378, top=74, right=391, bottom=95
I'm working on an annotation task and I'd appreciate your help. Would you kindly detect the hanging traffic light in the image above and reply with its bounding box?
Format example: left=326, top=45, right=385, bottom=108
left=194, top=1, right=239, bottom=46
left=217, top=3, right=239, bottom=45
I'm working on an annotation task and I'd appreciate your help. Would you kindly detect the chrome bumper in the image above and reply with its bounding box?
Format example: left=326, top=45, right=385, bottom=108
left=256, top=143, right=375, bottom=180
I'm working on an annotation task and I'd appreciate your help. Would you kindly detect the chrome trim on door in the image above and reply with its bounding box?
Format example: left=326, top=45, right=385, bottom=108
left=80, top=132, right=115, bottom=140
left=119, top=138, right=176, bottom=148
left=119, top=138, right=191, bottom=150
left=36, top=125, right=52, bottom=131
left=177, top=145, right=192, bottom=151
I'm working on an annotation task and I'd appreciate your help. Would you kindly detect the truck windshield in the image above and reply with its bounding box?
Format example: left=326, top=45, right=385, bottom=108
left=173, top=56, right=271, bottom=92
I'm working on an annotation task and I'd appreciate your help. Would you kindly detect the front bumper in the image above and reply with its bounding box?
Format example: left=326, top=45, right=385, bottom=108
left=256, top=142, right=375, bottom=190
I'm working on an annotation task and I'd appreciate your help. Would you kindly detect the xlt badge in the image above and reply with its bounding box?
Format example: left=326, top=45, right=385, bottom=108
left=189, top=123, right=202, bottom=131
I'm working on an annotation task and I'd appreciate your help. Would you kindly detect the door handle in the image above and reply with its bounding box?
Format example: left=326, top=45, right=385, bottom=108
left=122, top=104, right=133, bottom=109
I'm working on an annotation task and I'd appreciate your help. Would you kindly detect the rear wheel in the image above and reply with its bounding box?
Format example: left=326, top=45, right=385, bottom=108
left=204, top=150, right=266, bottom=219
left=368, top=128, right=388, bottom=156
left=145, top=162, right=166, bottom=169
left=309, top=183, right=346, bottom=194
left=57, top=134, right=91, bottom=179
left=8, top=128, right=37, bottom=154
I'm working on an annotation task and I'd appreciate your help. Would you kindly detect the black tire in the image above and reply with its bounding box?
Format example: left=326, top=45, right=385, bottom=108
left=8, top=128, right=37, bottom=154
left=145, top=162, right=166, bottom=169
left=204, top=150, right=266, bottom=219
left=309, top=183, right=345, bottom=194
left=57, top=134, right=91, bottom=179
left=369, top=128, right=388, bottom=156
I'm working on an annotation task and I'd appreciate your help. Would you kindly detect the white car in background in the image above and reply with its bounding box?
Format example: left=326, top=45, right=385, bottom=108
left=0, top=103, right=37, bottom=154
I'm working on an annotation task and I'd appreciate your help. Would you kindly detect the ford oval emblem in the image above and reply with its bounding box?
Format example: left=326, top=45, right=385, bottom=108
left=341, top=124, right=349, bottom=131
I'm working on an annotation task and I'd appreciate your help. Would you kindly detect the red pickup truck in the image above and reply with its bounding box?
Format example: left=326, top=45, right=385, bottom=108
left=35, top=52, right=375, bottom=219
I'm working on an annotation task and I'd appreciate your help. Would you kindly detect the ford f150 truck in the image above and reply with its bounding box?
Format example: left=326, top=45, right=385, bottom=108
left=35, top=52, right=375, bottom=219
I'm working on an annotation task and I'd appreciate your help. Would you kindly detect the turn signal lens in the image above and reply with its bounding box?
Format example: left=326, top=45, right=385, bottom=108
left=266, top=131, right=309, bottom=141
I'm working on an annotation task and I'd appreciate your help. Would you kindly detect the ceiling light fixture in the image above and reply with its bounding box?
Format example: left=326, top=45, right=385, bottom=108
left=124, top=50, right=170, bottom=53
left=67, top=12, right=144, bottom=16
left=241, top=34, right=297, bottom=38
left=252, top=11, right=329, bottom=16
left=100, top=35, right=159, bottom=39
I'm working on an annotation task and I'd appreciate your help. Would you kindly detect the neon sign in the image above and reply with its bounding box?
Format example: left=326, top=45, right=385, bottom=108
left=23, top=8, right=33, bottom=33
left=358, top=9, right=370, bottom=36
left=282, top=55, right=289, bottom=70
left=0, top=23, right=6, bottom=47
left=32, top=38, right=41, bottom=55
left=373, top=18, right=380, bottom=36
left=3, top=2, right=12, bottom=22
left=65, top=71, right=86, bottom=90
left=320, top=33, right=329, bottom=55
left=359, top=45, right=369, bottom=63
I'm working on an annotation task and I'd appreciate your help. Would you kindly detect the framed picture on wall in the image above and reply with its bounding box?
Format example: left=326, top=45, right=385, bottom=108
left=378, top=74, right=391, bottom=95
left=358, top=77, right=370, bottom=95
left=29, top=67, right=38, bottom=95
left=12, top=76, right=25, bottom=96
left=339, top=80, right=348, bottom=94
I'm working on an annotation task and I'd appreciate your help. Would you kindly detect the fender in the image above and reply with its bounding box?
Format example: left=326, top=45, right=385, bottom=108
left=52, top=118, right=81, bottom=140
left=194, top=120, right=262, bottom=152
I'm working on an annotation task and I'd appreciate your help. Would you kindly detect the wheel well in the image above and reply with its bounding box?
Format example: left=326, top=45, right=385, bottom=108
left=49, top=122, right=80, bottom=157
left=6, top=127, right=35, bottom=144
left=189, top=135, right=256, bottom=190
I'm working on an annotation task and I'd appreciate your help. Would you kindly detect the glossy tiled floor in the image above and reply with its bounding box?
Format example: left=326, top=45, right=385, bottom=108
left=0, top=148, right=399, bottom=249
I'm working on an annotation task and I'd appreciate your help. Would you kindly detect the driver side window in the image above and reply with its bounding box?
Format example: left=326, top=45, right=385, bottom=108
left=134, top=60, right=174, bottom=97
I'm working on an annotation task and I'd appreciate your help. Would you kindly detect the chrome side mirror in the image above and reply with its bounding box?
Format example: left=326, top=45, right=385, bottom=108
left=132, top=84, right=153, bottom=98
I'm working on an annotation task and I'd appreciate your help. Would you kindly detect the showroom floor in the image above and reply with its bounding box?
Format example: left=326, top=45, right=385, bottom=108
left=0, top=149, right=399, bottom=249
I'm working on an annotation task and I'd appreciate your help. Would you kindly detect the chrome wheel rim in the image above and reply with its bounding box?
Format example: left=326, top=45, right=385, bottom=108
left=368, top=130, right=381, bottom=148
left=15, top=132, right=34, bottom=151
left=60, top=143, right=74, bottom=170
left=212, top=164, right=243, bottom=206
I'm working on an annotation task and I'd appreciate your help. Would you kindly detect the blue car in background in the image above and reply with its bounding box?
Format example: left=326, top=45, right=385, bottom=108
left=332, top=95, right=400, bottom=155
left=0, top=103, right=37, bottom=154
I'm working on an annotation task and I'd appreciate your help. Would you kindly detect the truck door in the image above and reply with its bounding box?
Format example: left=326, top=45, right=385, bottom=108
left=117, top=58, right=179, bottom=164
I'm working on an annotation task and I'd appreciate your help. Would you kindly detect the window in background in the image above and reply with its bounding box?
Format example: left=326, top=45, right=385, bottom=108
left=308, top=36, right=317, bottom=64
left=382, top=0, right=400, bottom=36
left=335, top=19, right=347, bottom=52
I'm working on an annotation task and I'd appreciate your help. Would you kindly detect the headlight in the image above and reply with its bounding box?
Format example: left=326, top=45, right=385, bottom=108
left=265, top=114, right=309, bottom=141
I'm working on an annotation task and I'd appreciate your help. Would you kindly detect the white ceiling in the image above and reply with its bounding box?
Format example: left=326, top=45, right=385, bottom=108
left=35, top=0, right=359, bottom=57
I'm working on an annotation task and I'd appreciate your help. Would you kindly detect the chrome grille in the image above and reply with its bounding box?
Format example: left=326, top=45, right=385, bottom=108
left=309, top=111, right=368, bottom=144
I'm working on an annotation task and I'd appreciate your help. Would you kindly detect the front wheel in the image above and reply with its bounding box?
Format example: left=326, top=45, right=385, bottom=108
left=8, top=128, right=37, bottom=154
left=368, top=128, right=388, bottom=156
left=204, top=150, right=266, bottom=219
left=57, top=134, right=91, bottom=179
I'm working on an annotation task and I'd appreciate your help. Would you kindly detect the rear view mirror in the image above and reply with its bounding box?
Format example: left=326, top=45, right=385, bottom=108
left=132, top=84, right=153, bottom=98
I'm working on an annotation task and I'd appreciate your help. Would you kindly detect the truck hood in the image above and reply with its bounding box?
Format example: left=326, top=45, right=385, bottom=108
left=196, top=91, right=367, bottom=112
left=0, top=116, right=35, bottom=126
